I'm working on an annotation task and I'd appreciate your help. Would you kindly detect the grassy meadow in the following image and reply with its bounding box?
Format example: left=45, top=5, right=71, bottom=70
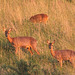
left=0, top=0, right=75, bottom=75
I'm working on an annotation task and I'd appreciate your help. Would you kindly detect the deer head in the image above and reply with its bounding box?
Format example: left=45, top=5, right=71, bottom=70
left=3, top=28, right=12, bottom=37
left=47, top=40, right=55, bottom=49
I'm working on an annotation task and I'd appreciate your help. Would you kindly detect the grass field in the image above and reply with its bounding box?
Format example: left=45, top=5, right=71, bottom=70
left=0, top=0, right=75, bottom=75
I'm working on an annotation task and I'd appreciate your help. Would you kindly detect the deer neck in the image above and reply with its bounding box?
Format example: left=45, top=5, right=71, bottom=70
left=50, top=46, right=55, bottom=57
left=7, top=34, right=13, bottom=43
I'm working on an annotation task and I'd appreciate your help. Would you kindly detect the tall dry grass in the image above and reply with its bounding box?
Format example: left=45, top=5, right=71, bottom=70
left=0, top=0, right=75, bottom=75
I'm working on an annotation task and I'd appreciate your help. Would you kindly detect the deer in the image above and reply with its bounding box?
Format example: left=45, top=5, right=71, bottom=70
left=30, top=14, right=48, bottom=24
left=47, top=40, right=75, bottom=67
left=3, top=28, right=40, bottom=56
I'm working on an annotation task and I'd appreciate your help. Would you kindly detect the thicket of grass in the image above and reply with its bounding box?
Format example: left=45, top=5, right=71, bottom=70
left=0, top=0, right=75, bottom=75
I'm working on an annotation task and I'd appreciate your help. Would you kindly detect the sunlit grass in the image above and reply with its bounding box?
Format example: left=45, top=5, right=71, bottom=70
left=0, top=0, right=75, bottom=75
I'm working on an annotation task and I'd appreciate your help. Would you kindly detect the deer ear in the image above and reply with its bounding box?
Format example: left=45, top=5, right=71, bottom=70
left=9, top=28, right=12, bottom=31
left=47, top=40, right=50, bottom=44
left=52, top=40, right=55, bottom=44
left=3, top=28, right=6, bottom=32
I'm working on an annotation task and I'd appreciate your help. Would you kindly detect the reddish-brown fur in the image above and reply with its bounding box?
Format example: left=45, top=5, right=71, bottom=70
left=3, top=28, right=40, bottom=55
left=47, top=40, right=75, bottom=67
left=30, top=14, right=48, bottom=24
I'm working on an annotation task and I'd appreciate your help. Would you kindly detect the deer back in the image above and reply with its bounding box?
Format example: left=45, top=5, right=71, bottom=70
left=30, top=14, right=48, bottom=23
left=12, top=37, right=37, bottom=47
left=54, top=50, right=75, bottom=60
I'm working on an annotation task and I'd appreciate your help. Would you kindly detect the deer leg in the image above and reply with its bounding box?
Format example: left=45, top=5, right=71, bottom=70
left=15, top=47, right=18, bottom=55
left=58, top=59, right=62, bottom=67
left=32, top=46, right=40, bottom=55
left=31, top=42, right=40, bottom=55
left=18, top=47, right=20, bottom=60
left=72, top=62, right=75, bottom=68
left=70, top=61, right=75, bottom=68
left=70, top=59, right=75, bottom=68
left=35, top=49, right=40, bottom=55
left=27, top=47, right=33, bottom=56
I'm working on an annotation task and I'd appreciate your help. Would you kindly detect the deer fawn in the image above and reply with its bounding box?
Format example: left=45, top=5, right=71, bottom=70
left=3, top=28, right=40, bottom=56
left=30, top=14, right=48, bottom=24
left=47, top=40, right=75, bottom=67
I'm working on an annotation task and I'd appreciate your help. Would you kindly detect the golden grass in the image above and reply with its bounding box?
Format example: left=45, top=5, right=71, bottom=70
left=0, top=0, right=75, bottom=74
left=0, top=0, right=74, bottom=54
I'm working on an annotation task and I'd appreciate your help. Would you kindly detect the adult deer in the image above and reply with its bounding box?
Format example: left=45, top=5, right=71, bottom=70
left=30, top=14, right=48, bottom=24
left=47, top=40, right=75, bottom=67
left=3, top=28, right=40, bottom=56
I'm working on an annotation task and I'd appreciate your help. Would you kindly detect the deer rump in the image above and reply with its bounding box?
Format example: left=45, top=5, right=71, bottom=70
left=54, top=50, right=75, bottom=60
